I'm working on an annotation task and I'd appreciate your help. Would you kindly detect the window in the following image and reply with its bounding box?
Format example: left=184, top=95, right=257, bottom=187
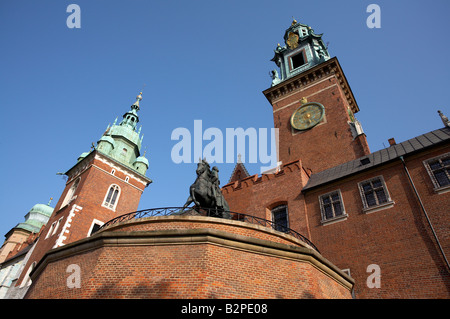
left=120, top=148, right=128, bottom=160
left=291, top=51, right=306, bottom=69
left=103, top=184, right=120, bottom=210
left=319, top=190, right=346, bottom=223
left=424, top=153, right=450, bottom=192
left=358, top=176, right=393, bottom=213
left=88, top=219, right=104, bottom=236
left=45, top=221, right=57, bottom=239
left=111, top=169, right=116, bottom=175
left=45, top=217, right=64, bottom=239
left=52, top=217, right=63, bottom=236
left=125, top=176, right=130, bottom=182
left=271, top=205, right=289, bottom=233
left=61, top=177, right=80, bottom=207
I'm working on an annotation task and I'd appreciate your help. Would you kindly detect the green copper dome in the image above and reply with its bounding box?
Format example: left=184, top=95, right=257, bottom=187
left=98, top=135, right=115, bottom=145
left=134, top=155, right=149, bottom=167
left=29, top=203, right=53, bottom=217
left=16, top=202, right=53, bottom=233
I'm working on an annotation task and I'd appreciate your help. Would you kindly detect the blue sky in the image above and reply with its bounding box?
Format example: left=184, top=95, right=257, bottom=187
left=0, top=0, right=449, bottom=238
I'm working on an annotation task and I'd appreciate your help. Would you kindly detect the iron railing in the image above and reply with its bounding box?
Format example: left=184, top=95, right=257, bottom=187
left=95, top=206, right=319, bottom=252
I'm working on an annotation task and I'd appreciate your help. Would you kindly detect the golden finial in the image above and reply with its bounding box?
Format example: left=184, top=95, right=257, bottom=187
left=300, top=97, right=308, bottom=105
left=291, top=16, right=297, bottom=25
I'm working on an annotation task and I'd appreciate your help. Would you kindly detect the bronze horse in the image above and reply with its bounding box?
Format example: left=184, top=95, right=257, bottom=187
left=182, top=159, right=231, bottom=219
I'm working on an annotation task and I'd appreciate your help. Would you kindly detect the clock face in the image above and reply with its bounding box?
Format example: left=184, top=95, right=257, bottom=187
left=290, top=102, right=325, bottom=131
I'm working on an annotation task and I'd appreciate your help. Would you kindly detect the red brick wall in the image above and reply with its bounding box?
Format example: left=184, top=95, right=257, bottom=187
left=223, top=160, right=312, bottom=239
left=25, top=217, right=353, bottom=299
left=223, top=145, right=450, bottom=298
left=301, top=147, right=450, bottom=298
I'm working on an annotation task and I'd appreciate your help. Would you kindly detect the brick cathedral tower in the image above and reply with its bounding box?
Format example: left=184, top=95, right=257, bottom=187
left=263, top=19, right=370, bottom=174
left=16, top=92, right=152, bottom=289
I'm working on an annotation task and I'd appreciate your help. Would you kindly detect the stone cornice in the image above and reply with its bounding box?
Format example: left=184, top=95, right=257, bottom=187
left=263, top=57, right=359, bottom=114
left=64, top=150, right=152, bottom=187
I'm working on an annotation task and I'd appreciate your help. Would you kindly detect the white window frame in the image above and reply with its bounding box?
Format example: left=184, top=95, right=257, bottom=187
left=61, top=177, right=80, bottom=208
left=45, top=221, right=57, bottom=239
left=358, top=176, right=394, bottom=214
left=319, top=189, right=347, bottom=225
left=87, top=219, right=104, bottom=237
left=52, top=217, right=64, bottom=236
left=423, top=152, right=450, bottom=194
left=102, top=184, right=121, bottom=211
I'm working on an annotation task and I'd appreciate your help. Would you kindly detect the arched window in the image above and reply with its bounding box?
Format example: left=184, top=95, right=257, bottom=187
left=102, top=184, right=120, bottom=210
left=61, top=177, right=80, bottom=207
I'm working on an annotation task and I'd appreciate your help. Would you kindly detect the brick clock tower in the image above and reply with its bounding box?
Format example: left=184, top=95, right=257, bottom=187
left=17, top=92, right=152, bottom=288
left=263, top=19, right=370, bottom=174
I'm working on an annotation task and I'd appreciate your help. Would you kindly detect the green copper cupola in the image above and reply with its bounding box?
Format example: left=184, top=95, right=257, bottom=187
left=79, top=91, right=149, bottom=176
left=270, top=18, right=331, bottom=86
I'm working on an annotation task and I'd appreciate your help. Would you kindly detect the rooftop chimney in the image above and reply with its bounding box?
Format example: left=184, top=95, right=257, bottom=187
left=388, top=138, right=396, bottom=146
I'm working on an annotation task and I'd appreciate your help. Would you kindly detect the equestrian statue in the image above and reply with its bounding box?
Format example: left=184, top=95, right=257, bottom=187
left=181, top=159, right=231, bottom=219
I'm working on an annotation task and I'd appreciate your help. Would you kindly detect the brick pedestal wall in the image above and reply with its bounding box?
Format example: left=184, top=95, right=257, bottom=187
left=25, top=215, right=353, bottom=299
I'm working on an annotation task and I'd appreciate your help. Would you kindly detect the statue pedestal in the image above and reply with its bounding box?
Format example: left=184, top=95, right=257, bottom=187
left=26, top=214, right=354, bottom=299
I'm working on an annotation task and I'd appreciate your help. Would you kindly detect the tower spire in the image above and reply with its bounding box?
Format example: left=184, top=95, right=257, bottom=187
left=131, top=91, right=143, bottom=111
left=119, top=91, right=142, bottom=130
left=90, top=90, right=149, bottom=175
